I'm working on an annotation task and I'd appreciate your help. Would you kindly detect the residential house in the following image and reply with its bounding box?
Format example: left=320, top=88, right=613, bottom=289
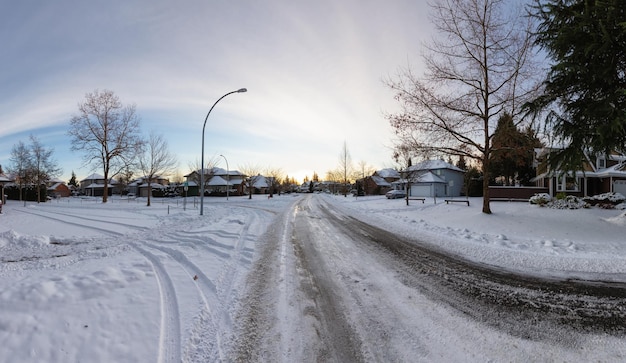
left=127, top=175, right=170, bottom=197
left=0, top=173, right=12, bottom=202
left=184, top=167, right=246, bottom=196
left=361, top=168, right=400, bottom=195
left=533, top=149, right=626, bottom=197
left=79, top=173, right=116, bottom=197
left=395, top=160, right=465, bottom=198
left=47, top=177, right=71, bottom=198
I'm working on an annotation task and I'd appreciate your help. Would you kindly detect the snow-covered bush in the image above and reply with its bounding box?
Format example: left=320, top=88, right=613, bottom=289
left=529, top=193, right=551, bottom=206
left=583, top=192, right=626, bottom=209
left=529, top=193, right=589, bottom=209
left=549, top=195, right=589, bottom=209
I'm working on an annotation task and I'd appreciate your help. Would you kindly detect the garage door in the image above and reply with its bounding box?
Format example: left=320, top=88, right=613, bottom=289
left=614, top=180, right=626, bottom=196
left=410, top=185, right=431, bottom=197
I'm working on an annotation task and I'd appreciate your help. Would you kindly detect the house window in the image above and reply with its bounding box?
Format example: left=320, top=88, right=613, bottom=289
left=597, top=157, right=606, bottom=169
left=557, top=176, right=579, bottom=192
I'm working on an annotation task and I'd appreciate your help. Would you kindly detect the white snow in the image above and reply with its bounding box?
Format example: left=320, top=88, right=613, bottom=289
left=0, top=194, right=625, bottom=362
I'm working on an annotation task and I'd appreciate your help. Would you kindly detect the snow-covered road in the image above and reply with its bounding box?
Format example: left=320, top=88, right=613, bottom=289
left=1, top=194, right=625, bottom=362
left=232, top=194, right=626, bottom=362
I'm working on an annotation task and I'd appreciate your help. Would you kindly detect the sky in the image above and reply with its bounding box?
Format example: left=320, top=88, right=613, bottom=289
left=0, top=1, right=432, bottom=184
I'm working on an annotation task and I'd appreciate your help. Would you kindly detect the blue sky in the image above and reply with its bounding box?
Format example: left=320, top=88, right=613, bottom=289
left=0, top=1, right=431, bottom=183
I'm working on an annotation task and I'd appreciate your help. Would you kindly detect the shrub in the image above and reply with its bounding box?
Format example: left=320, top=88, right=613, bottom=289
left=529, top=193, right=552, bottom=206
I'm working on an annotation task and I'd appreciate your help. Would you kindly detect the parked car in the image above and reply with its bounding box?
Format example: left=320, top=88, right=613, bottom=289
left=386, top=190, right=406, bottom=199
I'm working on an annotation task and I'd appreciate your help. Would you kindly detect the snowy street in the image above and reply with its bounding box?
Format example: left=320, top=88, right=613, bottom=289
left=1, top=194, right=626, bottom=362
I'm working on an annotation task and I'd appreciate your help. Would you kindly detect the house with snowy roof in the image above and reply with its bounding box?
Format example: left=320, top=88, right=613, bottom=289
left=184, top=167, right=246, bottom=196
left=394, top=160, right=465, bottom=197
left=361, top=168, right=400, bottom=195
left=533, top=149, right=626, bottom=197
left=126, top=175, right=170, bottom=197
left=79, top=173, right=117, bottom=197
left=46, top=177, right=71, bottom=198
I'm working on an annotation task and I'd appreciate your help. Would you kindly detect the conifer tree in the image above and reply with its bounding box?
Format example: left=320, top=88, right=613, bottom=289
left=529, top=0, right=626, bottom=171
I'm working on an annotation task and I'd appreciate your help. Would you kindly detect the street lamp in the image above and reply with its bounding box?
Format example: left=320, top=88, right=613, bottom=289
left=200, top=88, right=247, bottom=215
left=220, top=154, right=229, bottom=201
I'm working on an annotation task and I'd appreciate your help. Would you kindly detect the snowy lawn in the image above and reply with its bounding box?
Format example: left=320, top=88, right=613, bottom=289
left=329, top=194, right=626, bottom=281
left=0, top=194, right=625, bottom=362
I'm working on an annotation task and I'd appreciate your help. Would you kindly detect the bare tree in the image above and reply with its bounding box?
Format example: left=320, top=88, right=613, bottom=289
left=325, top=168, right=342, bottom=194
left=29, top=135, right=61, bottom=203
left=68, top=89, right=143, bottom=203
left=138, top=132, right=178, bottom=206
left=8, top=140, right=33, bottom=202
left=264, top=167, right=283, bottom=197
left=338, top=141, right=353, bottom=196
left=385, top=0, right=540, bottom=214
left=239, top=164, right=262, bottom=199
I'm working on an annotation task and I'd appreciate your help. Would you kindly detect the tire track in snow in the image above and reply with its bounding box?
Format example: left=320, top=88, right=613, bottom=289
left=130, top=243, right=182, bottom=363
left=14, top=207, right=184, bottom=362
left=14, top=208, right=149, bottom=234
left=145, top=208, right=260, bottom=361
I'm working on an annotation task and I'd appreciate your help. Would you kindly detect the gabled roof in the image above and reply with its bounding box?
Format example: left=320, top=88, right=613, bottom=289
left=208, top=175, right=228, bottom=186
left=253, top=176, right=269, bottom=188
left=376, top=168, right=400, bottom=178
left=416, top=171, right=446, bottom=183
left=81, top=173, right=105, bottom=181
left=48, top=182, right=67, bottom=190
left=408, top=160, right=464, bottom=173
left=370, top=175, right=391, bottom=187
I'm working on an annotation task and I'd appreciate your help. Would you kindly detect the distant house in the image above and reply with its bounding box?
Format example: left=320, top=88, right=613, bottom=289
left=47, top=177, right=71, bottom=198
left=396, top=160, right=465, bottom=197
left=361, top=168, right=400, bottom=195
left=184, top=167, right=246, bottom=196
left=533, top=149, right=626, bottom=197
left=0, top=173, right=12, bottom=202
left=79, top=173, right=116, bottom=197
left=127, top=175, right=170, bottom=197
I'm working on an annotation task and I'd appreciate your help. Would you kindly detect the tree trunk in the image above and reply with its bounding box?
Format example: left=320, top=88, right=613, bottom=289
left=102, top=171, right=109, bottom=203
left=147, top=180, right=152, bottom=207
left=482, top=146, right=492, bottom=214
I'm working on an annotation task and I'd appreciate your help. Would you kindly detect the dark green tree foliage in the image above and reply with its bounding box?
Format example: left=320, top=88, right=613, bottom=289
left=490, top=113, right=542, bottom=185
left=530, top=0, right=626, bottom=170
left=68, top=171, right=78, bottom=187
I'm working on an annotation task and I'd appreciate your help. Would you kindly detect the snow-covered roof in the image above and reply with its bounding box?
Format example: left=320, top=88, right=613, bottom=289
left=253, top=176, right=269, bottom=188
left=376, top=168, right=400, bottom=179
left=416, top=171, right=446, bottom=184
left=83, top=183, right=115, bottom=189
left=208, top=176, right=228, bottom=186
left=81, top=173, right=105, bottom=181
left=186, top=168, right=245, bottom=178
left=408, top=160, right=464, bottom=173
left=48, top=182, right=66, bottom=190
left=370, top=175, right=391, bottom=187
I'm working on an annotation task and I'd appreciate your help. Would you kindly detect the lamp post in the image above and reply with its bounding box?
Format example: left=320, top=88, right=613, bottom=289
left=220, top=154, right=229, bottom=200
left=200, top=88, right=247, bottom=215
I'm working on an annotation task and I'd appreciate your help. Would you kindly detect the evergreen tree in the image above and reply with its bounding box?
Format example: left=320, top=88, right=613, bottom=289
left=529, top=0, right=626, bottom=171
left=68, top=171, right=78, bottom=187
left=490, top=113, right=542, bottom=186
